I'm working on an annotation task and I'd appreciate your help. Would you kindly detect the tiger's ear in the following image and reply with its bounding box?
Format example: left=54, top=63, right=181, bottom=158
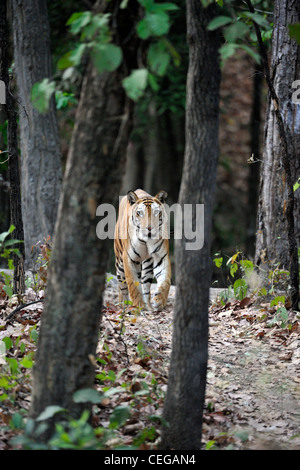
left=155, top=190, right=168, bottom=203
left=127, top=190, right=139, bottom=206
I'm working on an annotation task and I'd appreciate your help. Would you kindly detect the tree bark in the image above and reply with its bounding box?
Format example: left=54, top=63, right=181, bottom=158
left=29, top=0, right=136, bottom=439
left=161, top=1, right=220, bottom=450
left=10, top=0, right=63, bottom=269
left=254, top=0, right=300, bottom=295
left=0, top=0, right=25, bottom=295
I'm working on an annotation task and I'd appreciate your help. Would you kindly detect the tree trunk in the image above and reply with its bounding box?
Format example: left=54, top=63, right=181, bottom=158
left=0, top=109, right=10, bottom=238
left=0, top=0, right=25, bottom=295
left=29, top=0, right=136, bottom=439
left=10, top=0, right=63, bottom=269
left=160, top=0, right=220, bottom=450
left=255, top=0, right=300, bottom=276
left=246, top=64, right=262, bottom=258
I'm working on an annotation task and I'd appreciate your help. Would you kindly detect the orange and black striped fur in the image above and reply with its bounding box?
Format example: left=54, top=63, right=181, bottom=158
left=114, top=189, right=171, bottom=310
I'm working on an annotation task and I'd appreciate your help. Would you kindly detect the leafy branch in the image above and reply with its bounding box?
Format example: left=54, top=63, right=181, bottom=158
left=31, top=0, right=180, bottom=112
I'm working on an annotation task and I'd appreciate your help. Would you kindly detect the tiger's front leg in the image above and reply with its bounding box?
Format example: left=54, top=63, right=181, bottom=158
left=123, top=254, right=145, bottom=308
left=115, top=253, right=130, bottom=303
left=141, top=258, right=153, bottom=309
left=152, top=252, right=171, bottom=310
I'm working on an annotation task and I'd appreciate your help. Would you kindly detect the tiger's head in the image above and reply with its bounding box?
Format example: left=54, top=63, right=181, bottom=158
left=127, top=190, right=168, bottom=241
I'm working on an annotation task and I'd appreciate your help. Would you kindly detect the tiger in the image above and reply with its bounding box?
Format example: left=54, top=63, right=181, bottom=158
left=114, top=189, right=171, bottom=310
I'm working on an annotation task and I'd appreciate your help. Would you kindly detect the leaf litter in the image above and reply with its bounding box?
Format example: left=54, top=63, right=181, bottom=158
left=0, top=274, right=300, bottom=449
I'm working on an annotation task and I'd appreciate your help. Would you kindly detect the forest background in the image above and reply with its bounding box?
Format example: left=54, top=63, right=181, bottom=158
left=0, top=0, right=275, bottom=276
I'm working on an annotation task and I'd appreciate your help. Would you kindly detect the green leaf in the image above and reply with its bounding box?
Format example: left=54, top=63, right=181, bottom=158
left=223, top=22, right=249, bottom=42
left=3, top=239, right=23, bottom=248
left=148, top=41, right=170, bottom=76
left=109, top=406, right=131, bottom=429
left=137, top=18, right=152, bottom=39
left=0, top=225, right=15, bottom=243
left=36, top=405, right=66, bottom=422
left=3, top=285, right=13, bottom=297
left=151, top=2, right=179, bottom=12
left=91, top=43, right=123, bottom=73
left=233, top=279, right=247, bottom=300
left=293, top=178, right=300, bottom=192
left=31, top=78, right=56, bottom=114
left=73, top=388, right=103, bottom=404
left=289, top=23, right=300, bottom=44
left=57, top=44, right=87, bottom=70
left=20, top=355, right=33, bottom=369
left=230, top=262, right=238, bottom=278
left=148, top=73, right=160, bottom=92
left=258, top=287, right=267, bottom=296
left=270, top=295, right=286, bottom=307
left=213, top=256, right=223, bottom=268
left=5, top=357, right=19, bottom=374
left=2, top=336, right=13, bottom=350
left=220, top=43, right=238, bottom=61
left=240, top=12, right=269, bottom=29
left=137, top=12, right=170, bottom=39
left=239, top=259, right=254, bottom=275
left=207, top=16, right=232, bottom=31
left=66, top=11, right=92, bottom=34
left=122, top=69, right=149, bottom=101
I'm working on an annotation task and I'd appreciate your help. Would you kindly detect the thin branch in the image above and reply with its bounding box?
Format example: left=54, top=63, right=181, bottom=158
left=5, top=299, right=44, bottom=324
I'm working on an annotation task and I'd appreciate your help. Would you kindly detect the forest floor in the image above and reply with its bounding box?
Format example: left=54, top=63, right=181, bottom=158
left=0, top=274, right=300, bottom=450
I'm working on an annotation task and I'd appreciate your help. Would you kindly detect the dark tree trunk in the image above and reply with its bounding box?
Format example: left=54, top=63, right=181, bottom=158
left=0, top=109, right=10, bottom=238
left=0, top=0, right=25, bottom=295
left=29, top=0, right=136, bottom=439
left=161, top=0, right=220, bottom=450
left=254, top=0, right=300, bottom=300
left=10, top=0, right=63, bottom=269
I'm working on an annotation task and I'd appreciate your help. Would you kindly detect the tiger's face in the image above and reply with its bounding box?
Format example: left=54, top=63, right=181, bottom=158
left=128, top=190, right=168, bottom=241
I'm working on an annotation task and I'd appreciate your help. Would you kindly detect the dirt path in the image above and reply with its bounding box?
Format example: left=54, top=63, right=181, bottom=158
left=1, top=274, right=299, bottom=449
left=103, top=276, right=300, bottom=450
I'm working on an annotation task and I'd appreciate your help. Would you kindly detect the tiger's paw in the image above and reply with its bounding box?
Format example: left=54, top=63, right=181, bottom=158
left=152, top=292, right=167, bottom=311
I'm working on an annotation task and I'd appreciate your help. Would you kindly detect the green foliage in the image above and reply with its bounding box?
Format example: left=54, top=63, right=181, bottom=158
left=206, top=0, right=273, bottom=65
left=213, top=248, right=298, bottom=328
left=10, top=388, right=133, bottom=450
left=0, top=328, right=36, bottom=403
left=122, top=69, right=149, bottom=102
left=55, top=90, right=78, bottom=109
left=124, top=0, right=180, bottom=101
left=32, top=1, right=180, bottom=112
left=288, top=23, right=300, bottom=44
left=294, top=177, right=300, bottom=192
left=0, top=225, right=23, bottom=297
left=136, top=0, right=178, bottom=39
left=31, top=78, right=56, bottom=114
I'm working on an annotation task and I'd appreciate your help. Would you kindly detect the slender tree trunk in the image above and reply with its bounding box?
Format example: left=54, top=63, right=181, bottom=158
left=254, top=0, right=300, bottom=302
left=161, top=0, right=220, bottom=450
left=0, top=0, right=25, bottom=295
left=246, top=64, right=262, bottom=257
left=29, top=0, right=136, bottom=439
left=10, top=0, right=63, bottom=269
